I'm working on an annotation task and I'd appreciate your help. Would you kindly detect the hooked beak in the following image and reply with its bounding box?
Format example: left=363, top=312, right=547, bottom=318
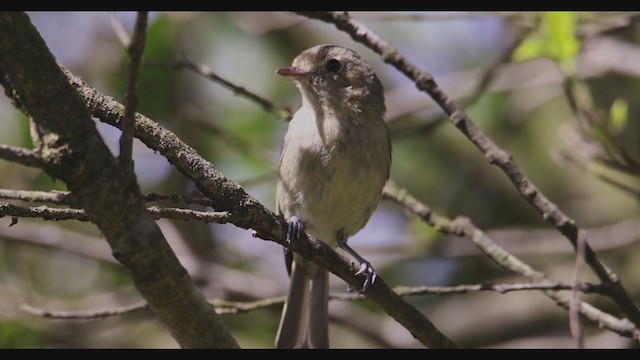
left=276, top=66, right=309, bottom=79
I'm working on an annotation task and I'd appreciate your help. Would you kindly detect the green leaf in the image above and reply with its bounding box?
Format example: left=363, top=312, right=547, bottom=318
left=513, top=11, right=580, bottom=66
left=513, top=35, right=546, bottom=61
left=608, top=98, right=628, bottom=135
left=544, top=11, right=580, bottom=62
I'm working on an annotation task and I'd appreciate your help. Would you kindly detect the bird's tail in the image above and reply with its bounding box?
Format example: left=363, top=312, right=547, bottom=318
left=275, top=257, right=329, bottom=348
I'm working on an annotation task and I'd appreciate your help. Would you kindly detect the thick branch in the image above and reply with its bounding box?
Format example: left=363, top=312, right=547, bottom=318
left=300, top=10, right=640, bottom=329
left=0, top=12, right=238, bottom=348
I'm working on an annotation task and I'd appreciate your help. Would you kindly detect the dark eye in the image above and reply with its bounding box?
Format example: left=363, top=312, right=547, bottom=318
left=325, top=58, right=342, bottom=73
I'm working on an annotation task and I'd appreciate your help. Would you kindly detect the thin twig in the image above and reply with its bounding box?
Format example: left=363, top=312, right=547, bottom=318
left=300, top=10, right=640, bottom=329
left=570, top=231, right=587, bottom=348
left=431, top=218, right=640, bottom=258
left=0, top=202, right=87, bottom=222
left=0, top=189, right=76, bottom=205
left=145, top=57, right=293, bottom=120
left=382, top=182, right=640, bottom=342
left=109, top=13, right=130, bottom=47
left=0, top=202, right=232, bottom=224
left=144, top=192, right=217, bottom=207
left=119, top=11, right=148, bottom=168
left=0, top=189, right=219, bottom=208
left=554, top=150, right=640, bottom=200
left=20, top=281, right=607, bottom=321
left=389, top=20, right=535, bottom=138
left=185, top=117, right=278, bottom=167
left=352, top=11, right=525, bottom=22
left=0, top=144, right=45, bottom=168
left=21, top=302, right=150, bottom=320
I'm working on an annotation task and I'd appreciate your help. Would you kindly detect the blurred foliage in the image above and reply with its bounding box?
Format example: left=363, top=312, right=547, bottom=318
left=514, top=11, right=580, bottom=72
left=0, top=11, right=639, bottom=348
left=0, top=320, right=45, bottom=348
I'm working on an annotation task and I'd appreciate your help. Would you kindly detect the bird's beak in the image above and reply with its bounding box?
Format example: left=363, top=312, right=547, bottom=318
left=276, top=66, right=309, bottom=79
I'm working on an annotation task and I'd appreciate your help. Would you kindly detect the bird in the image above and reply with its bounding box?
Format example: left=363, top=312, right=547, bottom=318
left=274, top=44, right=391, bottom=348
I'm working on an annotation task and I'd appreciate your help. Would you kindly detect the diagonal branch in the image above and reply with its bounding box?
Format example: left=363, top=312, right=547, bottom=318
left=383, top=182, right=640, bottom=342
left=299, top=10, right=640, bottom=329
left=145, top=57, right=293, bottom=120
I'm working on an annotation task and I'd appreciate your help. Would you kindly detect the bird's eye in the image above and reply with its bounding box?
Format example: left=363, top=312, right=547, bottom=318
left=325, top=58, right=342, bottom=73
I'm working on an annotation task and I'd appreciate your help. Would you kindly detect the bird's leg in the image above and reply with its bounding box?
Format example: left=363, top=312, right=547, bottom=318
left=338, top=242, right=377, bottom=294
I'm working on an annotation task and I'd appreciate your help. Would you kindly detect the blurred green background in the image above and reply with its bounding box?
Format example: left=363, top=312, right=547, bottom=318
left=0, top=11, right=639, bottom=348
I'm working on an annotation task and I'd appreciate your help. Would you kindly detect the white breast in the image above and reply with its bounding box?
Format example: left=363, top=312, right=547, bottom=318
left=276, top=104, right=390, bottom=247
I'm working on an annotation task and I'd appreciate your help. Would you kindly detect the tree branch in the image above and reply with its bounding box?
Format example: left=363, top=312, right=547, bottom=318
left=299, top=10, right=640, bottom=329
left=0, top=189, right=75, bottom=205
left=388, top=20, right=534, bottom=138
left=145, top=57, right=293, bottom=120
left=555, top=149, right=640, bottom=200
left=0, top=189, right=219, bottom=208
left=0, top=144, right=45, bottom=168
left=383, top=182, right=640, bottom=342
left=119, top=11, right=148, bottom=168
left=0, top=202, right=86, bottom=221
left=0, top=201, right=232, bottom=224
left=0, top=12, right=238, bottom=348
left=21, top=280, right=609, bottom=321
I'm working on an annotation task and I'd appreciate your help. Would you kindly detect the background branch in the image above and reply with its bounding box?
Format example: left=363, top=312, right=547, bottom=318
left=145, top=57, right=293, bottom=120
left=20, top=281, right=608, bottom=321
left=383, top=182, right=640, bottom=342
left=119, top=11, right=148, bottom=168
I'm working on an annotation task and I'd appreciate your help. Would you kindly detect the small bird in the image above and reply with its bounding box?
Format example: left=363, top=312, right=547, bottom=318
left=275, top=44, right=391, bottom=349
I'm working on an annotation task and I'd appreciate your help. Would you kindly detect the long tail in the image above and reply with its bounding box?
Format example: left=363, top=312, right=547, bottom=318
left=275, top=257, right=329, bottom=348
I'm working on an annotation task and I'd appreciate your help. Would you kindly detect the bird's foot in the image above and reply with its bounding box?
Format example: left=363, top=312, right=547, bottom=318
left=345, top=260, right=377, bottom=294
left=284, top=216, right=303, bottom=254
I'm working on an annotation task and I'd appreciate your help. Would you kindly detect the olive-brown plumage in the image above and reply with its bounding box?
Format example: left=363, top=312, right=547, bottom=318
left=275, top=45, right=391, bottom=349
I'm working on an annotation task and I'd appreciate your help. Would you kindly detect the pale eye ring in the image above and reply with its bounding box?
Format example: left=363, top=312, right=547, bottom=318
left=325, top=58, right=342, bottom=73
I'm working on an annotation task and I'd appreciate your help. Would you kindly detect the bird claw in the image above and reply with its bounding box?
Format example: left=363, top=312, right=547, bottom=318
left=285, top=216, right=303, bottom=253
left=348, top=261, right=377, bottom=294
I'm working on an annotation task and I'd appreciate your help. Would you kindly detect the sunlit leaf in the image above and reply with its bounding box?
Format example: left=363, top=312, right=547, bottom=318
left=608, top=98, right=628, bottom=135
left=544, top=11, right=580, bottom=61
left=513, top=11, right=580, bottom=66
left=513, top=35, right=546, bottom=61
